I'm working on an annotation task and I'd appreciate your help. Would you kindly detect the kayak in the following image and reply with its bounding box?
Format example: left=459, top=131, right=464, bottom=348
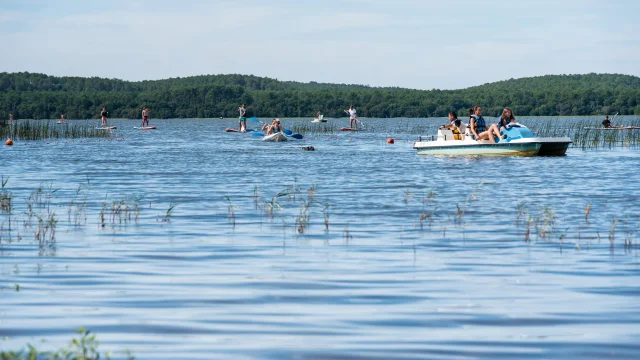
left=312, top=118, right=327, bottom=123
left=56, top=121, right=65, bottom=125
left=96, top=126, right=117, bottom=130
left=225, top=128, right=254, bottom=133
left=134, top=126, right=157, bottom=130
left=340, top=127, right=357, bottom=131
left=262, top=132, right=288, bottom=142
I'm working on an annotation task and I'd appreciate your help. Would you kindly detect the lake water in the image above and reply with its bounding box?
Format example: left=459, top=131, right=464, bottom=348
left=1, top=118, right=639, bottom=359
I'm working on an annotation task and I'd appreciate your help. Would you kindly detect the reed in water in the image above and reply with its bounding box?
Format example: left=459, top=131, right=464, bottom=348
left=0, top=120, right=111, bottom=141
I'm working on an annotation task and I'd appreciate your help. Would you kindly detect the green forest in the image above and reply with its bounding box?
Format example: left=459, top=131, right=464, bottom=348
left=1, top=72, right=639, bottom=119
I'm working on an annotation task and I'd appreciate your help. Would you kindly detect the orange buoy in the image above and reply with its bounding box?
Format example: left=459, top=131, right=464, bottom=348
left=5, top=138, right=13, bottom=146
left=386, top=138, right=394, bottom=144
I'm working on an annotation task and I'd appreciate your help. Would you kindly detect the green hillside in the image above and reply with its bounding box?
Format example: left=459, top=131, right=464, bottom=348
left=1, top=72, right=638, bottom=119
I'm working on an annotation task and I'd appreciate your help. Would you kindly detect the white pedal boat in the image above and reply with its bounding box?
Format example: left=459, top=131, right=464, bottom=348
left=413, top=123, right=571, bottom=156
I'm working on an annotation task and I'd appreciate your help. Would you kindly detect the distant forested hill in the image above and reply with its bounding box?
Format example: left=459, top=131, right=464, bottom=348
left=1, top=72, right=638, bottom=119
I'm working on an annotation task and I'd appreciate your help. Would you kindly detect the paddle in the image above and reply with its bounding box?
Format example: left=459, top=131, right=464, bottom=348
left=289, top=133, right=303, bottom=139
left=611, top=112, right=620, bottom=124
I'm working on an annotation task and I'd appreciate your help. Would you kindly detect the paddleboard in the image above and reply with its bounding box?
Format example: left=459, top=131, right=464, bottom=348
left=225, top=128, right=254, bottom=133
left=134, top=126, right=157, bottom=130
left=96, top=126, right=117, bottom=130
left=340, top=127, right=357, bottom=131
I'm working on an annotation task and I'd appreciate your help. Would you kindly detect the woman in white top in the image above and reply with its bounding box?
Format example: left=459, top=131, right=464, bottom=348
left=344, top=104, right=357, bottom=130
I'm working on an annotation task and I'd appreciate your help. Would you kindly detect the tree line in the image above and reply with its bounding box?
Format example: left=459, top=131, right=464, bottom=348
left=1, top=72, right=639, bottom=119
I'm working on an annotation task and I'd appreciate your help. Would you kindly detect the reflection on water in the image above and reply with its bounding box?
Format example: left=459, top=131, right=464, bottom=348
left=1, top=118, right=639, bottom=359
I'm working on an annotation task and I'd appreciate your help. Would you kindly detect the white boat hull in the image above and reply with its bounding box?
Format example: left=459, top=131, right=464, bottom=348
left=262, top=132, right=288, bottom=142
left=414, top=141, right=541, bottom=156
left=413, top=128, right=541, bottom=156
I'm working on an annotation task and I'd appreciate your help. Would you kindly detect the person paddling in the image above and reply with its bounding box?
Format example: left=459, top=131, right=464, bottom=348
left=101, top=107, right=108, bottom=127
left=60, top=114, right=65, bottom=124
left=9, top=113, right=14, bottom=125
left=344, top=104, right=357, bottom=130
left=238, top=104, right=247, bottom=132
left=602, top=115, right=612, bottom=128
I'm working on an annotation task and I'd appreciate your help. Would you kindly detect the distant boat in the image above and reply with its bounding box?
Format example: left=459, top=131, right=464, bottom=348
left=311, top=115, right=327, bottom=123
left=220, top=116, right=223, bottom=119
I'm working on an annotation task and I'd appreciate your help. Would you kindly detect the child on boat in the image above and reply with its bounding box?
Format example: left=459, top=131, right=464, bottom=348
left=469, top=106, right=502, bottom=143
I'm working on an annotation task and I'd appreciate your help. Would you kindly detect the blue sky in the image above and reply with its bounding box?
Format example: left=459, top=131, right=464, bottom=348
left=1, top=0, right=638, bottom=89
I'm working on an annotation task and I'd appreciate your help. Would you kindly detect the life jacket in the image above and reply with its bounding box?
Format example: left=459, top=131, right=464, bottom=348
left=471, top=115, right=486, bottom=133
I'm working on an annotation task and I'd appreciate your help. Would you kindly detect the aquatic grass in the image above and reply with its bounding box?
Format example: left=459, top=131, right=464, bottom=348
left=1, top=176, right=12, bottom=214
left=291, top=124, right=337, bottom=134
left=585, top=204, right=591, bottom=222
left=161, top=201, right=176, bottom=223
left=224, top=195, right=236, bottom=227
left=0, top=327, right=133, bottom=360
left=526, top=116, right=640, bottom=149
left=322, top=201, right=331, bottom=231
left=0, top=120, right=111, bottom=141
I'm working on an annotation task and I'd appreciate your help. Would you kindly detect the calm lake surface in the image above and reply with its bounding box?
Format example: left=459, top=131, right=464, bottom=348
left=1, top=118, right=639, bottom=359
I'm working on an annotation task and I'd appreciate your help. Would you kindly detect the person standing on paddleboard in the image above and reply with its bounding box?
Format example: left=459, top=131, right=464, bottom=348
left=60, top=114, right=65, bottom=124
left=238, top=104, right=247, bottom=132
left=344, top=104, right=357, bottom=130
left=101, top=107, right=108, bottom=127
left=142, top=107, right=149, bottom=127
left=9, top=113, right=14, bottom=125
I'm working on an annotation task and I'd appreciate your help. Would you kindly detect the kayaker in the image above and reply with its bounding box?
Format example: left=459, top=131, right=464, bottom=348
left=316, top=111, right=322, bottom=118
left=60, top=114, right=65, bottom=124
left=469, top=106, right=502, bottom=143
left=602, top=116, right=612, bottom=128
left=344, top=104, right=357, bottom=130
left=266, top=118, right=283, bottom=135
left=497, top=107, right=516, bottom=131
left=238, top=104, right=247, bottom=132
left=262, top=118, right=283, bottom=135
left=101, top=107, right=108, bottom=127
left=141, top=107, right=150, bottom=127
